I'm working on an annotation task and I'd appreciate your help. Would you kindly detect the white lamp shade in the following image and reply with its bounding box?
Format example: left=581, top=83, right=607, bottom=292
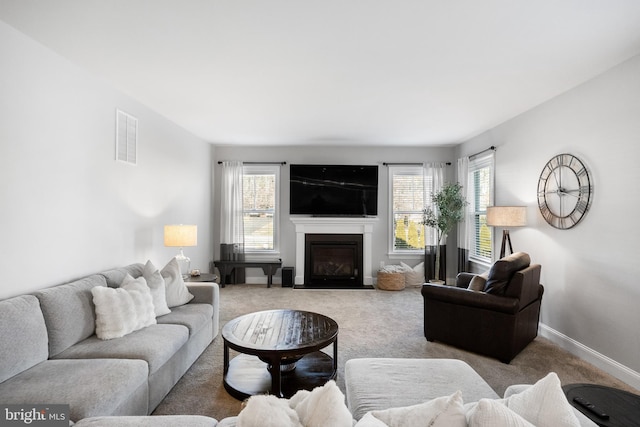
left=164, top=225, right=197, bottom=247
left=486, top=206, right=527, bottom=227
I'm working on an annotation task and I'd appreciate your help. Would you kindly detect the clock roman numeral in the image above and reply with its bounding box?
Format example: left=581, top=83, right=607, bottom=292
left=541, top=207, right=554, bottom=224
left=576, top=199, right=588, bottom=214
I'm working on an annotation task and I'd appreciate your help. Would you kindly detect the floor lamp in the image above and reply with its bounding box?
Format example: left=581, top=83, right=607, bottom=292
left=164, top=224, right=198, bottom=278
left=486, top=207, right=527, bottom=259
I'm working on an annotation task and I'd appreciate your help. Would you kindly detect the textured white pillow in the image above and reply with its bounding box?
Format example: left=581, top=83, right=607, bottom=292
left=143, top=260, right=171, bottom=316
left=161, top=257, right=194, bottom=308
left=91, top=286, right=138, bottom=340
left=237, top=394, right=302, bottom=427
left=370, top=390, right=466, bottom=427
left=503, top=372, right=580, bottom=427
left=91, top=273, right=158, bottom=340
left=120, top=274, right=157, bottom=330
left=290, top=381, right=353, bottom=427
left=400, top=261, right=426, bottom=287
left=468, top=399, right=535, bottom=427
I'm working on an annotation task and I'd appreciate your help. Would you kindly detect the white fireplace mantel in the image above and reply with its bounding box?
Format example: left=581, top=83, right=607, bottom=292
left=290, top=216, right=378, bottom=285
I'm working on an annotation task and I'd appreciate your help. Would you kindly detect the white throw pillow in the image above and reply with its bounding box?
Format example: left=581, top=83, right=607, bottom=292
left=92, top=286, right=137, bottom=340
left=370, top=390, right=466, bottom=427
left=143, top=260, right=171, bottom=316
left=468, top=399, right=535, bottom=427
left=354, top=412, right=389, bottom=427
left=290, top=381, right=353, bottom=427
left=120, top=274, right=157, bottom=330
left=503, top=372, right=580, bottom=427
left=237, top=394, right=302, bottom=427
left=161, top=257, right=194, bottom=308
left=400, top=261, right=426, bottom=287
left=91, top=283, right=155, bottom=340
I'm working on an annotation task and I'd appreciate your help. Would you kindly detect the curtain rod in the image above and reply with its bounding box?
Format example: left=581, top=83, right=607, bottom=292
left=382, top=162, right=452, bottom=166
left=469, top=146, right=496, bottom=160
left=217, top=161, right=286, bottom=165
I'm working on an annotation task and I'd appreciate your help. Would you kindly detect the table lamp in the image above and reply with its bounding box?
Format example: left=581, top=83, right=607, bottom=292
left=486, top=206, right=526, bottom=259
left=164, top=224, right=197, bottom=278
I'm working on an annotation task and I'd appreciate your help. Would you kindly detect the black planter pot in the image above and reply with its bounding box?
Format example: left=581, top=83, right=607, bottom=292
left=425, top=245, right=446, bottom=282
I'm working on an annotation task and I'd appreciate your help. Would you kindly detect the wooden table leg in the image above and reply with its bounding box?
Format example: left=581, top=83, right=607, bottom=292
left=267, top=356, right=283, bottom=397
left=333, top=337, right=338, bottom=376
left=218, top=265, right=228, bottom=288
left=223, top=341, right=230, bottom=375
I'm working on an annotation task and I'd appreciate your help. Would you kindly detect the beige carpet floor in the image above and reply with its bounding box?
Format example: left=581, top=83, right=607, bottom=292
left=153, top=284, right=638, bottom=421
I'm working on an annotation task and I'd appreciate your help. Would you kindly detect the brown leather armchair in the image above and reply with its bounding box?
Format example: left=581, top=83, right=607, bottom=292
left=421, top=252, right=544, bottom=363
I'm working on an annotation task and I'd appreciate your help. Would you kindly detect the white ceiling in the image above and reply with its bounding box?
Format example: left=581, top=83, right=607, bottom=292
left=2, top=1, right=640, bottom=147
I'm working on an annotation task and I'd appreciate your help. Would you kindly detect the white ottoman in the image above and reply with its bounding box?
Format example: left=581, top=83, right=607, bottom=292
left=345, top=358, right=499, bottom=420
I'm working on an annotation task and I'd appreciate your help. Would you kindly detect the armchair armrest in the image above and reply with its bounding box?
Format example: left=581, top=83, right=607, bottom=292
left=455, top=273, right=475, bottom=288
left=422, top=283, right=519, bottom=314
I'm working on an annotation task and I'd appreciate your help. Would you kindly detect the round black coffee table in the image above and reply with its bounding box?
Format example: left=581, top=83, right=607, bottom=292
left=563, top=383, right=640, bottom=427
left=222, top=309, right=338, bottom=399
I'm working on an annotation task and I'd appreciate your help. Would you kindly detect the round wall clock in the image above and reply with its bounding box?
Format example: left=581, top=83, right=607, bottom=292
left=537, top=153, right=592, bottom=229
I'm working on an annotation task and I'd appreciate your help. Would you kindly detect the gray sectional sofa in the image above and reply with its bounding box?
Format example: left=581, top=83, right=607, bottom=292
left=0, top=263, right=219, bottom=424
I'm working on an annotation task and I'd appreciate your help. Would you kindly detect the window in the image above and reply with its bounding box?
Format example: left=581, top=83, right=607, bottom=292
left=468, top=154, right=494, bottom=263
left=389, top=166, right=431, bottom=253
left=243, top=165, right=279, bottom=252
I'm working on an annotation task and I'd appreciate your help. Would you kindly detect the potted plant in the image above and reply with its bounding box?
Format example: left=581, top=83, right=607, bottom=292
left=422, top=182, right=468, bottom=283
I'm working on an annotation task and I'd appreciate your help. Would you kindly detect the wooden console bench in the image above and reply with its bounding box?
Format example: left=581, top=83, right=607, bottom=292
left=214, top=258, right=282, bottom=288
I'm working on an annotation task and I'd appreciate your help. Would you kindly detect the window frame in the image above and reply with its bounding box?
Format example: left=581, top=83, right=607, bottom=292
left=242, top=164, right=280, bottom=256
left=467, top=154, right=494, bottom=265
left=388, top=165, right=429, bottom=257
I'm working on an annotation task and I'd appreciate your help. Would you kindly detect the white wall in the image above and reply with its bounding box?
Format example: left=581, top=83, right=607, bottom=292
left=212, top=144, right=456, bottom=282
left=0, top=21, right=213, bottom=299
left=457, top=53, right=640, bottom=388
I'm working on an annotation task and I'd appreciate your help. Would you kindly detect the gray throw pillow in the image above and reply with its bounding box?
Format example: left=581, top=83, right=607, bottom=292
left=467, top=271, right=489, bottom=291
left=484, top=252, right=531, bottom=295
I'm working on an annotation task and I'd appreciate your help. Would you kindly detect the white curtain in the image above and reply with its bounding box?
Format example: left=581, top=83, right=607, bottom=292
left=423, top=162, right=446, bottom=246
left=220, top=161, right=244, bottom=259
left=457, top=156, right=471, bottom=272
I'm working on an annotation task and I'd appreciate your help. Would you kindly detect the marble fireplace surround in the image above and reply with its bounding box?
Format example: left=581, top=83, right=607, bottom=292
left=290, top=216, right=378, bottom=286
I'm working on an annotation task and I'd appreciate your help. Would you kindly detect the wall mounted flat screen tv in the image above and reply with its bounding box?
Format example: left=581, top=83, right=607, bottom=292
left=290, top=164, right=378, bottom=216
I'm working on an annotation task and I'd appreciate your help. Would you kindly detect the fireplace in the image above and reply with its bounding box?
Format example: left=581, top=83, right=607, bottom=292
left=305, top=234, right=363, bottom=287
left=290, top=216, right=378, bottom=286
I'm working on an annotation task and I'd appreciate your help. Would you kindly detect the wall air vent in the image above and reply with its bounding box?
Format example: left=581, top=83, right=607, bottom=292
left=116, top=109, right=138, bottom=165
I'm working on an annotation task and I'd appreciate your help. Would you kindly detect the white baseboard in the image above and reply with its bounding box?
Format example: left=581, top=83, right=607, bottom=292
left=539, top=323, right=640, bottom=390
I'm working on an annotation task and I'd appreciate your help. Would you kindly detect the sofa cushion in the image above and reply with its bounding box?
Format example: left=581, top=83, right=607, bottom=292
left=156, top=303, right=213, bottom=336
left=484, top=252, right=530, bottom=295
left=101, top=263, right=145, bottom=288
left=52, top=324, right=189, bottom=375
left=34, top=274, right=107, bottom=357
left=74, top=415, right=219, bottom=427
left=0, top=358, right=149, bottom=422
left=0, top=295, right=49, bottom=383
